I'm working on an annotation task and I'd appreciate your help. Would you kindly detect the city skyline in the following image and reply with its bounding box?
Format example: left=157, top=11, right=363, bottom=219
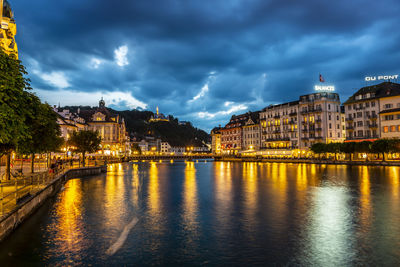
left=11, top=0, right=400, bottom=131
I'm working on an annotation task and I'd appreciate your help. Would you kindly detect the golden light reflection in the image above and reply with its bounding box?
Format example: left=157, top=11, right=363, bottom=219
left=52, top=178, right=84, bottom=258
left=242, top=162, right=257, bottom=217
left=148, top=162, right=160, bottom=217
left=214, top=161, right=233, bottom=227
left=389, top=166, right=399, bottom=200
left=183, top=161, right=198, bottom=232
left=359, top=166, right=371, bottom=230
left=105, top=163, right=126, bottom=228
left=131, top=164, right=140, bottom=208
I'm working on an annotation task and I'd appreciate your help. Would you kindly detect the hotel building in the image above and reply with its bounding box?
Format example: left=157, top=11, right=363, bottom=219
left=260, top=91, right=344, bottom=150
left=343, top=82, right=400, bottom=140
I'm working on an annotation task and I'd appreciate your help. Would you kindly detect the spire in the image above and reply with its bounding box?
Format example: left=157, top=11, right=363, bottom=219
left=156, top=106, right=159, bottom=115
left=99, top=97, right=105, bottom=108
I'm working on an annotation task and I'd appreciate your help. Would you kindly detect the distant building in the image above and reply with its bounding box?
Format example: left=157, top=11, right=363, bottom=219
left=344, top=82, right=400, bottom=140
left=79, top=98, right=128, bottom=156
left=211, top=127, right=222, bottom=154
left=53, top=106, right=87, bottom=140
left=242, top=112, right=261, bottom=150
left=220, top=113, right=251, bottom=154
left=149, top=107, right=169, bottom=122
left=161, top=142, right=171, bottom=153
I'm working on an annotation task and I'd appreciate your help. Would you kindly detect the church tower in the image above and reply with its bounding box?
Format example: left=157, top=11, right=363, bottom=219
left=99, top=97, right=105, bottom=108
left=0, top=0, right=18, bottom=58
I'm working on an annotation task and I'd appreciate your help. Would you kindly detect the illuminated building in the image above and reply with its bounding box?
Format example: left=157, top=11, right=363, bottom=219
left=149, top=106, right=169, bottom=122
left=0, top=0, right=18, bottom=57
left=220, top=113, right=251, bottom=154
left=260, top=91, right=344, bottom=150
left=53, top=106, right=87, bottom=140
left=242, top=112, right=261, bottom=150
left=211, top=127, right=222, bottom=154
left=260, top=101, right=299, bottom=149
left=298, top=92, right=344, bottom=148
left=343, top=82, right=400, bottom=140
left=80, top=98, right=128, bottom=156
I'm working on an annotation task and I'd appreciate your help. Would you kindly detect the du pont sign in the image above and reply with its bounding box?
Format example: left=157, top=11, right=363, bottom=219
left=365, top=75, right=399, bottom=82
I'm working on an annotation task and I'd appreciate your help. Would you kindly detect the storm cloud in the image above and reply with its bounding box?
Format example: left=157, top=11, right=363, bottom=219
left=12, top=0, right=400, bottom=131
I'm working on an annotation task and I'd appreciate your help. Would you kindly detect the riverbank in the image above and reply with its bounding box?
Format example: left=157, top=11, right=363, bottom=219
left=214, top=157, right=400, bottom=166
left=0, top=165, right=107, bottom=242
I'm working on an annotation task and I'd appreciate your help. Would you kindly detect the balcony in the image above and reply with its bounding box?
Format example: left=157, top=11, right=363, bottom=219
left=346, top=117, right=353, bottom=121
left=301, top=129, right=308, bottom=133
left=346, top=126, right=354, bottom=130
left=368, top=114, right=378, bottom=120
left=274, top=115, right=280, bottom=119
left=368, top=123, right=378, bottom=128
left=315, top=119, right=322, bottom=123
left=289, top=112, right=297, bottom=116
left=273, top=129, right=281, bottom=134
left=316, top=127, right=322, bottom=131
left=266, top=137, right=290, bottom=142
left=289, top=120, right=296, bottom=124
left=315, top=136, right=323, bottom=139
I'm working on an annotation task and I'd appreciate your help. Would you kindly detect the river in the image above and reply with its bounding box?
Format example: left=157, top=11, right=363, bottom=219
left=0, top=161, right=399, bottom=266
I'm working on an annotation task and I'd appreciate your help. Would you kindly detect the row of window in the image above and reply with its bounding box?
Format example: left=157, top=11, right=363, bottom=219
left=347, top=101, right=376, bottom=110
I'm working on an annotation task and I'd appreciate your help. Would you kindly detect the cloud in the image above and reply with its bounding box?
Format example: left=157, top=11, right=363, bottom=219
left=114, top=45, right=129, bottom=67
left=90, top=58, right=103, bottom=69
left=38, top=71, right=70, bottom=89
left=189, top=83, right=209, bottom=102
left=34, top=89, right=147, bottom=110
left=10, top=0, right=400, bottom=132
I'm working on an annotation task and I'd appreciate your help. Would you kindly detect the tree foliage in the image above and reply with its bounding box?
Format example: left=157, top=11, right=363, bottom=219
left=68, top=130, right=101, bottom=166
left=0, top=50, right=32, bottom=155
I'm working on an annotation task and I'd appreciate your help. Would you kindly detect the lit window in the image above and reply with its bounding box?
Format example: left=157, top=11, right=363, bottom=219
left=383, top=126, right=389, bottom=133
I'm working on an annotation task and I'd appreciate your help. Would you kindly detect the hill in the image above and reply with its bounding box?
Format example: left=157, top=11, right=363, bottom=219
left=62, top=106, right=210, bottom=147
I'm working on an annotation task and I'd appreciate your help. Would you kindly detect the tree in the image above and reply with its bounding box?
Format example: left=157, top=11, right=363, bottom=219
left=326, top=142, right=341, bottom=161
left=17, top=96, right=63, bottom=172
left=310, top=143, right=326, bottom=159
left=68, top=130, right=101, bottom=167
left=341, top=142, right=356, bottom=161
left=370, top=139, right=399, bottom=161
left=0, top=50, right=32, bottom=179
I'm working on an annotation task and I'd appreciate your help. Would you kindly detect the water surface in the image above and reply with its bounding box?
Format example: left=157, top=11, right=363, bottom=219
left=0, top=161, right=399, bottom=266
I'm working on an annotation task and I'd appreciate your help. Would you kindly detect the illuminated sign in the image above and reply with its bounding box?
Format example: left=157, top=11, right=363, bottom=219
left=314, top=85, right=335, bottom=92
left=365, top=75, right=398, bottom=81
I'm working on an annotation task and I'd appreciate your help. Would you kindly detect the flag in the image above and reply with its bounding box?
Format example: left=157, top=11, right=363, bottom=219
left=319, top=74, right=325, bottom=82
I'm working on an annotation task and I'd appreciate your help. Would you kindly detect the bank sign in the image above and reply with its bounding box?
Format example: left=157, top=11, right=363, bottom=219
left=365, top=75, right=398, bottom=81
left=315, top=85, right=335, bottom=92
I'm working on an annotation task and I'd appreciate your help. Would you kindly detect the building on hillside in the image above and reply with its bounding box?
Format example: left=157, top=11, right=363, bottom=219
left=161, top=142, right=171, bottom=153
left=149, top=106, right=169, bottom=122
left=0, top=0, right=18, bottom=57
left=79, top=98, right=128, bottom=156
left=343, top=82, right=400, bottom=141
left=171, top=147, right=185, bottom=155
left=211, top=127, right=222, bottom=154
left=242, top=112, right=261, bottom=150
left=260, top=91, right=344, bottom=150
left=220, top=113, right=250, bottom=154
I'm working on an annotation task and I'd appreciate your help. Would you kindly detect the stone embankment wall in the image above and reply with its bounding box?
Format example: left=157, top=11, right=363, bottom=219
left=0, top=166, right=107, bottom=242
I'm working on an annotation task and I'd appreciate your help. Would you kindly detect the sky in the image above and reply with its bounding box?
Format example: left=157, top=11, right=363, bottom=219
left=11, top=0, right=400, bottom=132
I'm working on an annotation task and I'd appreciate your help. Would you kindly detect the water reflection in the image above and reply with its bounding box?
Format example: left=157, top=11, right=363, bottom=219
left=46, top=178, right=85, bottom=262
left=2, top=162, right=400, bottom=266
left=305, top=186, right=353, bottom=266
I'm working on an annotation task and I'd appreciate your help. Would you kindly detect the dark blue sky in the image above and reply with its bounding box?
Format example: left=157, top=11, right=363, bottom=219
left=11, top=0, right=400, bottom=131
